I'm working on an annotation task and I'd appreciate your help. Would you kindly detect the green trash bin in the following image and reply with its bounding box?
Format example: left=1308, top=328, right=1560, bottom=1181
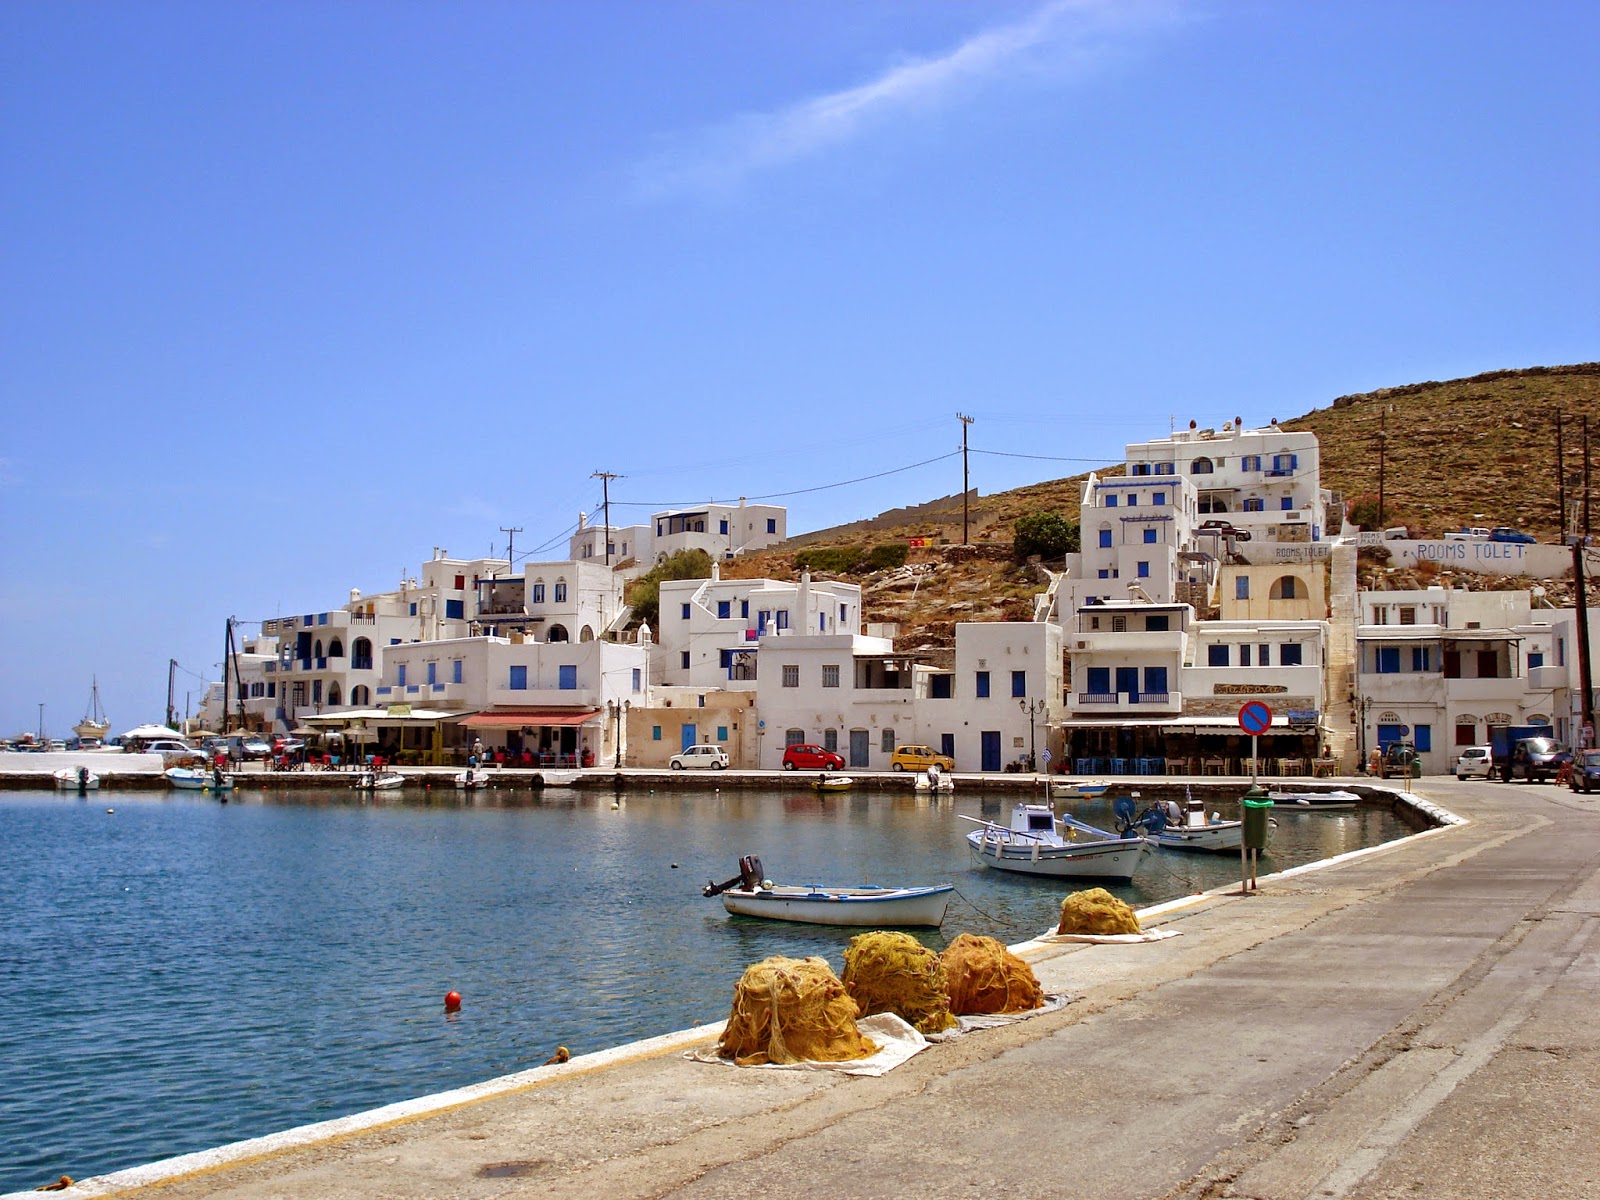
left=1241, top=786, right=1274, bottom=851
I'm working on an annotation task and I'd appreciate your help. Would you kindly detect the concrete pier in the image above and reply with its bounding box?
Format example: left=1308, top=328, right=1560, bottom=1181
left=9, top=777, right=1598, bottom=1199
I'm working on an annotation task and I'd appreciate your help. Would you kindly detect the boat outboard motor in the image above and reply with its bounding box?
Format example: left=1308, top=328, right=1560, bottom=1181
left=77, top=766, right=90, bottom=791
left=703, top=853, right=766, bottom=897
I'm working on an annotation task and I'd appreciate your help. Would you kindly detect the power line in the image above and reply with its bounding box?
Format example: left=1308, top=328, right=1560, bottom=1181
left=602, top=449, right=963, bottom=509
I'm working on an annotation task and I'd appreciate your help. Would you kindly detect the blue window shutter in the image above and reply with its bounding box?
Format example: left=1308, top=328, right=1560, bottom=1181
left=559, top=664, right=577, bottom=689
left=509, top=665, right=527, bottom=689
left=445, top=598, right=464, bottom=620
left=681, top=603, right=691, bottom=620
left=1236, top=576, right=1250, bottom=600
left=1414, top=724, right=1432, bottom=752
left=1086, top=667, right=1110, bottom=693
left=1099, top=530, right=1112, bottom=548
left=453, top=659, right=462, bottom=683
left=976, top=671, right=990, bottom=698
left=1012, top=670, right=1026, bottom=697
left=717, top=600, right=730, bottom=619
left=1208, top=644, right=1228, bottom=666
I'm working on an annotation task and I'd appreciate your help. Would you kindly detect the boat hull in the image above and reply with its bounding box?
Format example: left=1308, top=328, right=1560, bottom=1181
left=965, top=828, right=1151, bottom=881
left=164, top=767, right=234, bottom=791
left=1152, top=821, right=1244, bottom=853
left=1267, top=789, right=1359, bottom=810
left=811, top=777, right=854, bottom=792
left=53, top=769, right=99, bottom=791
left=353, top=771, right=405, bottom=790
left=719, top=884, right=952, bottom=927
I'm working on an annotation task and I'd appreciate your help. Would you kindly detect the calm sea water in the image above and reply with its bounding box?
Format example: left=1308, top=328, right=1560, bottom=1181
left=0, top=785, right=1406, bottom=1193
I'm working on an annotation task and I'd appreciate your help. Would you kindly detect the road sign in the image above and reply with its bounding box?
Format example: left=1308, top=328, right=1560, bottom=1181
left=1238, top=701, right=1273, bottom=736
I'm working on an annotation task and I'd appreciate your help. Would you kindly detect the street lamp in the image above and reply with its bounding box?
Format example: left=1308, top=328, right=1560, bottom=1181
left=1018, top=697, right=1047, bottom=775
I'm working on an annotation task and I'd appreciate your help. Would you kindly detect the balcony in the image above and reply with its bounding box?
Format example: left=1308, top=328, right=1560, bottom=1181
left=1072, top=629, right=1186, bottom=655
left=1069, top=690, right=1183, bottom=715
left=1528, top=664, right=1570, bottom=690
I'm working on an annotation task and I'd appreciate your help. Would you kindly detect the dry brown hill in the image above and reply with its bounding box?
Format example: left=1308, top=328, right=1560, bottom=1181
left=719, top=364, right=1600, bottom=649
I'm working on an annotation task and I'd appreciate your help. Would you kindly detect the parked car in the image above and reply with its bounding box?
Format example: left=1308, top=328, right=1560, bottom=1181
left=1197, top=519, right=1252, bottom=541
left=889, top=745, right=956, bottom=773
left=1570, top=749, right=1600, bottom=793
left=143, top=739, right=197, bottom=755
left=1453, top=746, right=1492, bottom=779
left=1489, top=527, right=1536, bottom=544
left=1505, top=736, right=1569, bottom=783
left=669, top=744, right=729, bottom=770
left=226, top=734, right=273, bottom=760
left=781, top=743, right=845, bottom=771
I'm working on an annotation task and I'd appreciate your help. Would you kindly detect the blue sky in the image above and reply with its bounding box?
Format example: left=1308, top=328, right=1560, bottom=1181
left=2, top=0, right=1595, bottom=737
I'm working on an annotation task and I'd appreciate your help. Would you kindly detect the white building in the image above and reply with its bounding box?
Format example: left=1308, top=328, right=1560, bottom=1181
left=568, top=500, right=788, bottom=580
left=475, top=558, right=625, bottom=644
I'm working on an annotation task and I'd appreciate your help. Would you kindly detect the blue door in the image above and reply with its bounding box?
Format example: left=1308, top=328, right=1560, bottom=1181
left=681, top=724, right=697, bottom=751
left=1115, top=666, right=1139, bottom=698
left=940, top=733, right=955, bottom=759
left=1377, top=723, right=1404, bottom=750
left=849, top=729, right=870, bottom=768
left=981, top=731, right=1002, bottom=772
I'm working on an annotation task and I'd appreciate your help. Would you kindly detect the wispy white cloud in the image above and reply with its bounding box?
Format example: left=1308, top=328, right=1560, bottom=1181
left=634, top=0, right=1183, bottom=199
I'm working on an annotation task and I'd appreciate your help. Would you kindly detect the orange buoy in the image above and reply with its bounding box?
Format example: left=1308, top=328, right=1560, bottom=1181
left=444, top=991, right=462, bottom=1011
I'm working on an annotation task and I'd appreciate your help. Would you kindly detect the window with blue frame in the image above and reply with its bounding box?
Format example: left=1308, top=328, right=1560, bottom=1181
left=409, top=603, right=417, bottom=616
left=717, top=726, right=728, bottom=741
left=1143, top=666, right=1167, bottom=695
left=1242, top=455, right=1261, bottom=471
left=1414, top=725, right=1432, bottom=752
left=509, top=665, right=527, bottom=690
left=1137, top=561, right=1150, bottom=578
left=717, top=600, right=730, bottom=619
left=1240, top=644, right=1252, bottom=667
left=1131, top=463, right=1150, bottom=476
left=1281, top=643, right=1303, bottom=666
left=1012, top=670, right=1026, bottom=697
left=680, top=651, right=690, bottom=669
left=1377, top=723, right=1404, bottom=748
left=719, top=519, right=728, bottom=534
left=1412, top=646, right=1432, bottom=671
left=741, top=599, right=749, bottom=618
left=1146, top=614, right=1169, bottom=631
left=1098, top=569, right=1110, bottom=579
left=652, top=726, right=662, bottom=741
left=532, top=583, right=545, bottom=604
left=397, top=664, right=406, bottom=686
left=558, top=665, right=577, bottom=690
left=1153, top=491, right=1166, bottom=506
left=1105, top=494, right=1118, bottom=507
left=975, top=671, right=990, bottom=698
left=445, top=598, right=465, bottom=620
left=681, top=603, right=691, bottom=620
left=1144, top=528, right=1157, bottom=543
left=1272, top=453, right=1299, bottom=472
left=1529, top=651, right=1544, bottom=669
left=1281, top=497, right=1294, bottom=510
left=1236, top=576, right=1250, bottom=600
left=1086, top=666, right=1110, bottom=694
left=1099, top=529, right=1113, bottom=548
left=452, top=659, right=463, bottom=683
left=1155, top=461, right=1174, bottom=475
left=1208, top=644, right=1229, bottom=667
left=1377, top=647, right=1401, bottom=673
left=766, top=518, right=776, bottom=533
left=554, top=581, right=567, bottom=602
left=426, top=662, right=436, bottom=684
left=632, top=668, right=641, bottom=692
left=1243, top=497, right=1265, bottom=511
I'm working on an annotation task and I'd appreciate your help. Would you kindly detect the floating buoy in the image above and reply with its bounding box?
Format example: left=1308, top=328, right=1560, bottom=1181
left=670, top=862, right=679, bottom=869
left=105, top=808, right=114, bottom=814
left=444, top=991, right=462, bottom=1011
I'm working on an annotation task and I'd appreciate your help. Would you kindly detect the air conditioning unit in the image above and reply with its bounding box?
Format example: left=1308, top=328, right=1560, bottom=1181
left=1076, top=641, right=1089, bottom=650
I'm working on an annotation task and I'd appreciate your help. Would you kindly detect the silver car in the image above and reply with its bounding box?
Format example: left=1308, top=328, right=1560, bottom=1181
left=669, top=744, right=729, bottom=770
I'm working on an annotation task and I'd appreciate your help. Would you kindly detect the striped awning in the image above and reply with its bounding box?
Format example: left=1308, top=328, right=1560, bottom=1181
left=458, top=708, right=603, bottom=729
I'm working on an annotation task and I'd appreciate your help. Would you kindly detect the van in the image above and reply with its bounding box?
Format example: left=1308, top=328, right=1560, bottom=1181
left=1382, top=527, right=1409, bottom=541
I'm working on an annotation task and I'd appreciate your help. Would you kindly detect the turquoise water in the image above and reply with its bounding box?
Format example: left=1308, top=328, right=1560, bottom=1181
left=0, top=786, right=1405, bottom=1193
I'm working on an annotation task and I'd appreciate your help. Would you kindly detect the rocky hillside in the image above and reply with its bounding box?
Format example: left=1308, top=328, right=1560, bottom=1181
left=719, top=363, right=1600, bottom=650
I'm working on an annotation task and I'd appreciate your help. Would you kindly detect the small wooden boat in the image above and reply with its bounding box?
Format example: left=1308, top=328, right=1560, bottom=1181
left=1121, top=794, right=1245, bottom=853
left=963, top=803, right=1151, bottom=882
left=353, top=769, right=405, bottom=790
left=811, top=774, right=854, bottom=792
left=1267, top=788, right=1359, bottom=810
left=53, top=767, right=100, bottom=791
left=1052, top=779, right=1109, bottom=798
left=454, top=769, right=492, bottom=791
left=703, top=856, right=950, bottom=927
left=164, top=766, right=235, bottom=792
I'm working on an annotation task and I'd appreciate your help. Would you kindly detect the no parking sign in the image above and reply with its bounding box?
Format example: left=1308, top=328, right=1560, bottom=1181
left=1238, top=701, right=1273, bottom=735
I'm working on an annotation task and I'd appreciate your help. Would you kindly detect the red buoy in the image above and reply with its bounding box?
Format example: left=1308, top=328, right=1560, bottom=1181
left=444, top=991, right=462, bottom=1011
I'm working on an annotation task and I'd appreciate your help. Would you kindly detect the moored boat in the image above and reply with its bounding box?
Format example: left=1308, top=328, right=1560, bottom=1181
left=353, top=769, right=405, bottom=790
left=914, top=764, right=954, bottom=792
left=963, top=802, right=1152, bottom=882
left=1122, top=793, right=1246, bottom=853
left=73, top=678, right=110, bottom=745
left=702, top=855, right=950, bottom=927
left=53, top=767, right=100, bottom=791
left=454, top=769, right=492, bottom=791
left=165, top=766, right=235, bottom=792
left=811, top=774, right=854, bottom=792
left=1052, top=779, right=1109, bottom=799
left=1266, top=788, right=1359, bottom=810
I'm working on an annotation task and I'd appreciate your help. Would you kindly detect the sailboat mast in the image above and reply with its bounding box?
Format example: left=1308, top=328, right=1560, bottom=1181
left=167, top=659, right=178, bottom=731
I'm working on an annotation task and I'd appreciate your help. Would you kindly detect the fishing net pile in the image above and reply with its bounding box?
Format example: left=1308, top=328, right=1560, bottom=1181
left=715, top=955, right=877, bottom=1066
left=939, top=933, right=1044, bottom=1015
left=841, top=931, right=957, bottom=1035
left=1056, top=887, right=1142, bottom=936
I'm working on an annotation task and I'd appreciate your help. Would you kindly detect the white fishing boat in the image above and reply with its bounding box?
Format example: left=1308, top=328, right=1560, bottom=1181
left=1266, top=788, right=1359, bottom=810
left=53, top=767, right=100, bottom=791
left=1123, top=794, right=1245, bottom=853
left=165, top=766, right=235, bottom=792
left=703, top=856, right=951, bottom=927
left=454, top=769, right=492, bottom=791
left=914, top=764, right=954, bottom=792
left=352, top=769, right=405, bottom=790
left=963, top=802, right=1152, bottom=882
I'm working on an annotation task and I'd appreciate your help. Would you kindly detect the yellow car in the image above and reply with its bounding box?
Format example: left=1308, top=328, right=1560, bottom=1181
left=889, top=745, right=955, bottom=773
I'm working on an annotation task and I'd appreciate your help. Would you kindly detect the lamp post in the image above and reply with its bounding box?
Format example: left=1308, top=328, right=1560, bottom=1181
left=1019, top=697, right=1047, bottom=779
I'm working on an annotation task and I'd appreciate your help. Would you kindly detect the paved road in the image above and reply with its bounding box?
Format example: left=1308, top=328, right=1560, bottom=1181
left=22, top=778, right=1600, bottom=1200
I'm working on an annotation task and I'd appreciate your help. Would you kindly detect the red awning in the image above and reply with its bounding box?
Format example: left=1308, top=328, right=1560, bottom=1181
left=459, top=708, right=603, bottom=729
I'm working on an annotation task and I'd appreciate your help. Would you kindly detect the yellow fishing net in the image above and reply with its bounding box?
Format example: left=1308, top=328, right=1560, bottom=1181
left=841, top=931, right=957, bottom=1034
left=716, top=955, right=877, bottom=1066
left=939, top=933, right=1044, bottom=1015
left=1055, top=887, right=1142, bottom=936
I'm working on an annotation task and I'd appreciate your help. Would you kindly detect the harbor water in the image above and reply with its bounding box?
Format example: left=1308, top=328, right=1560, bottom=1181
left=0, top=784, right=1408, bottom=1193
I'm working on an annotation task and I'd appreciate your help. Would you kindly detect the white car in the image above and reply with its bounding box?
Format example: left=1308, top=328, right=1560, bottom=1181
left=1454, top=746, right=1492, bottom=779
left=669, top=744, right=729, bottom=770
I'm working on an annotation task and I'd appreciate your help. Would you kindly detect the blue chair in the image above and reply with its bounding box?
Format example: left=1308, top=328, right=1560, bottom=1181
left=1111, top=757, right=1129, bottom=775
left=1075, top=758, right=1093, bottom=774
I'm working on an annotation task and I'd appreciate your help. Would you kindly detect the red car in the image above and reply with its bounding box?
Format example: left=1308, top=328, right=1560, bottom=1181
left=782, top=743, right=845, bottom=770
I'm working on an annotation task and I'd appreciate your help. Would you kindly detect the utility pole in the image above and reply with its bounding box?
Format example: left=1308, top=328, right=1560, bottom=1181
left=1584, top=416, right=1592, bottom=541
left=1376, top=406, right=1389, bottom=529
left=592, top=471, right=621, bottom=565
left=1575, top=542, right=1596, bottom=747
left=1556, top=411, right=1566, bottom=542
left=499, top=525, right=522, bottom=572
left=167, top=658, right=178, bottom=731
left=957, top=414, right=973, bottom=545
